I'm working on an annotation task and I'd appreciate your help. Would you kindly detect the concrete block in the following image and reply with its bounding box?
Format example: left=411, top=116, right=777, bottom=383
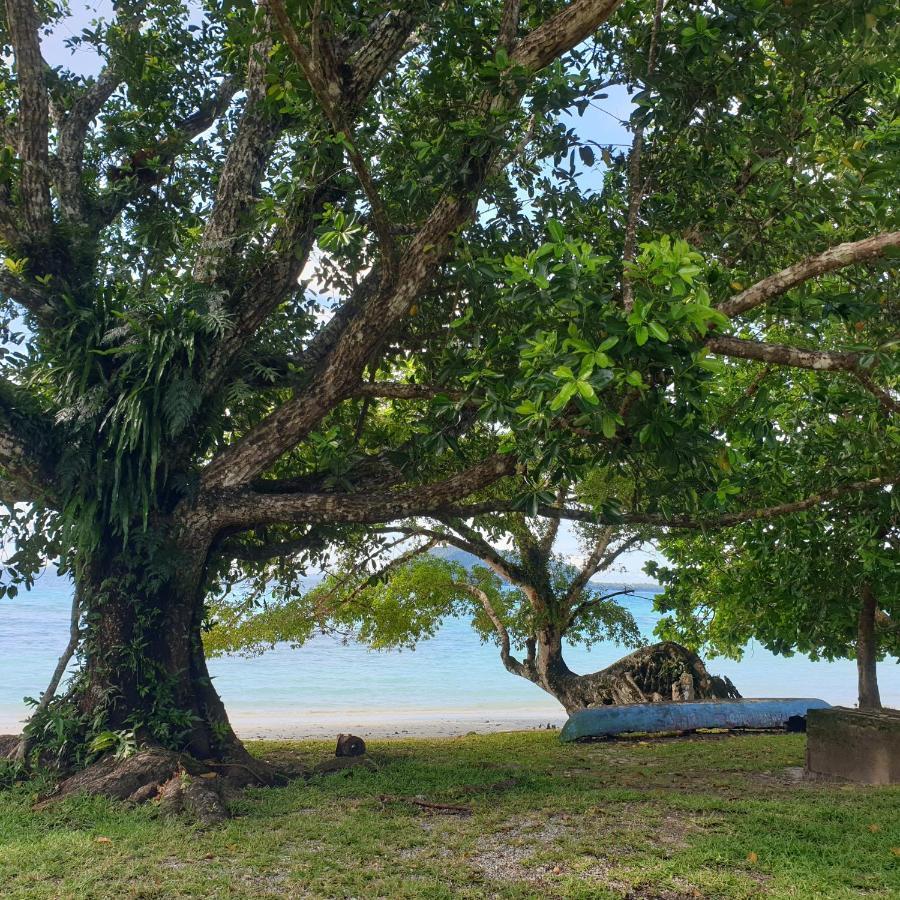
left=806, top=707, right=900, bottom=785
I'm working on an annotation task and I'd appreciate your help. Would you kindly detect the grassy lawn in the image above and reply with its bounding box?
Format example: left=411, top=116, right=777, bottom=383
left=0, top=731, right=898, bottom=898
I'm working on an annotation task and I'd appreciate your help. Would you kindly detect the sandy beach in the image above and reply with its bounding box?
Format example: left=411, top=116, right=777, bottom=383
left=0, top=707, right=568, bottom=741
left=227, top=708, right=568, bottom=740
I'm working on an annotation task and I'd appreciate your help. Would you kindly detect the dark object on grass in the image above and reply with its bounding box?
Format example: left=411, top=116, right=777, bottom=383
left=560, top=698, right=831, bottom=742
left=336, top=733, right=366, bottom=757
left=806, top=707, right=900, bottom=785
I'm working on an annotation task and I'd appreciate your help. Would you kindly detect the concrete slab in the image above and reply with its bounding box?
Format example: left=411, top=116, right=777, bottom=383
left=806, top=707, right=900, bottom=785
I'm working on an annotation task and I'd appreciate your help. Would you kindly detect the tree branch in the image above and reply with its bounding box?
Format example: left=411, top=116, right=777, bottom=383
left=511, top=0, right=622, bottom=73
left=99, top=75, right=240, bottom=227
left=0, top=378, right=59, bottom=501
left=271, top=0, right=399, bottom=284
left=0, top=268, right=54, bottom=318
left=189, top=8, right=277, bottom=286
left=4, top=0, right=52, bottom=241
left=706, top=335, right=863, bottom=372
left=208, top=453, right=517, bottom=530
left=459, top=582, right=531, bottom=679
left=436, top=517, right=533, bottom=590
left=717, top=231, right=900, bottom=319
left=200, top=5, right=430, bottom=394
left=497, top=0, right=522, bottom=52
left=55, top=69, right=121, bottom=223
left=341, top=2, right=434, bottom=108
left=621, top=0, right=664, bottom=312
left=563, top=525, right=615, bottom=606
left=568, top=587, right=636, bottom=629
left=352, top=382, right=466, bottom=401
left=436, top=475, right=899, bottom=530
left=199, top=0, right=625, bottom=491
left=853, top=371, right=900, bottom=416
left=53, top=2, right=146, bottom=225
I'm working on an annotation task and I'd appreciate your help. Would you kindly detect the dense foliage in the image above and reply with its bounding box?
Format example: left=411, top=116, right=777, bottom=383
left=0, top=0, right=895, bottom=764
left=651, top=365, right=899, bottom=706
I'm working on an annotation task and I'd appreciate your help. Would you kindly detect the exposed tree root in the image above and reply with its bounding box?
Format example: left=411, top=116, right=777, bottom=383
left=0, top=735, right=20, bottom=759
left=30, top=745, right=287, bottom=825
left=551, top=642, right=741, bottom=714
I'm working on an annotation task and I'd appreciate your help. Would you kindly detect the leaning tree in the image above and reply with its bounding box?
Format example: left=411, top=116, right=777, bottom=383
left=206, top=492, right=741, bottom=714
left=0, top=0, right=896, bottom=797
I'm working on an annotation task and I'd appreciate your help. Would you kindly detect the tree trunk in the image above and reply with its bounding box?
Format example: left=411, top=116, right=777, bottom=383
left=526, top=633, right=740, bottom=715
left=25, top=523, right=249, bottom=768
left=19, top=523, right=282, bottom=813
left=857, top=583, right=881, bottom=710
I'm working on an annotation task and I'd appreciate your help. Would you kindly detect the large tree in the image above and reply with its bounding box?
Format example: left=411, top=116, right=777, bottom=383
left=0, top=0, right=896, bottom=796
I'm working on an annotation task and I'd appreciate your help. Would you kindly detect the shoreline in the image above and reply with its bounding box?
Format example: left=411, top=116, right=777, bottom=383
left=0, top=707, right=569, bottom=741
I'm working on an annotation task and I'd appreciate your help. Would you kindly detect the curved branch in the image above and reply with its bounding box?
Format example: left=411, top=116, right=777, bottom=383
left=208, top=453, right=517, bottom=530
left=460, top=582, right=532, bottom=679
left=383, top=521, right=532, bottom=592
left=568, top=587, right=636, bottom=629
left=562, top=525, right=615, bottom=607
left=436, top=474, right=899, bottom=530
left=717, top=231, right=900, bottom=319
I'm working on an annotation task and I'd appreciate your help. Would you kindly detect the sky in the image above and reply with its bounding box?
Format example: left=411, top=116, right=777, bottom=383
left=36, top=3, right=655, bottom=582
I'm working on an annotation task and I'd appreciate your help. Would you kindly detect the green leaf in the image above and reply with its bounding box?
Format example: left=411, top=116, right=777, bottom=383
left=576, top=380, right=598, bottom=404
left=648, top=322, right=670, bottom=342
left=550, top=381, right=577, bottom=411
left=546, top=220, right=565, bottom=243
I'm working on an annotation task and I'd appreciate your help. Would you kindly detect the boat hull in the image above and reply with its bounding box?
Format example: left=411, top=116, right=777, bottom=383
left=559, top=698, right=831, bottom=742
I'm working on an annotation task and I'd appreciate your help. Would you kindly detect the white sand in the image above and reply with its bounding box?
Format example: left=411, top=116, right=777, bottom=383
left=230, top=709, right=567, bottom=740
left=0, top=707, right=567, bottom=741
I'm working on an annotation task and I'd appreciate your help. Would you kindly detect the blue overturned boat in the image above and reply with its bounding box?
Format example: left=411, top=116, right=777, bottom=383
left=560, top=698, right=831, bottom=742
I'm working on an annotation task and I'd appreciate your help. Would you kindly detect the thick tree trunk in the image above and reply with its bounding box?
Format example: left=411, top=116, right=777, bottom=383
left=525, top=632, right=740, bottom=715
left=857, top=584, right=881, bottom=710
left=21, top=526, right=282, bottom=812
left=24, top=521, right=250, bottom=770
left=73, top=555, right=239, bottom=760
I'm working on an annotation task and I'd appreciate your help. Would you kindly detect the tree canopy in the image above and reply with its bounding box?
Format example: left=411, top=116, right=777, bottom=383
left=0, top=0, right=895, bottom=774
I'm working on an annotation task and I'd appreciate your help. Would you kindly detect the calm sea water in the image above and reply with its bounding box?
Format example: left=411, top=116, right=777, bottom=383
left=0, top=569, right=897, bottom=731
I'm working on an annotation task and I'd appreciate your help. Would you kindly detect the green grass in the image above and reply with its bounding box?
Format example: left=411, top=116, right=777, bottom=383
left=0, top=732, right=898, bottom=898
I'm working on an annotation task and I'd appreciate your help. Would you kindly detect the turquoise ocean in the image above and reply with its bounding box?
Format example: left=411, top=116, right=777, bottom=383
left=1, top=570, right=897, bottom=734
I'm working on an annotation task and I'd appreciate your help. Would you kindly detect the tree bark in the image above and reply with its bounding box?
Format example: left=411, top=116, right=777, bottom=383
left=857, top=584, right=881, bottom=710
left=50, top=531, right=247, bottom=765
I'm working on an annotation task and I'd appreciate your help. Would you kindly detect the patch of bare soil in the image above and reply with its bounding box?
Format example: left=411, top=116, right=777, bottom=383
left=469, top=812, right=705, bottom=898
